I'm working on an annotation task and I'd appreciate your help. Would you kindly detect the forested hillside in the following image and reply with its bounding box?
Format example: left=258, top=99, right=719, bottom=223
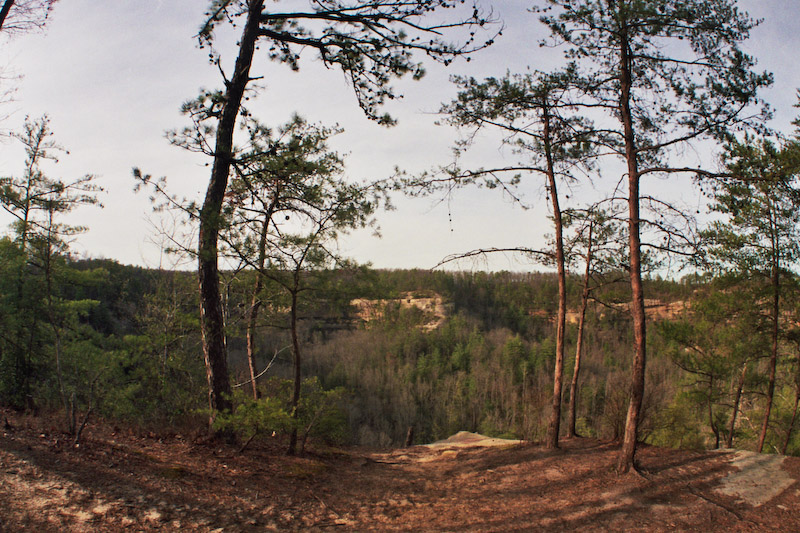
left=3, top=256, right=797, bottom=457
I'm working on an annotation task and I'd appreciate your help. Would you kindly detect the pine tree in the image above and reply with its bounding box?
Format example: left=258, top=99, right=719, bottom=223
left=191, top=0, right=497, bottom=426
left=538, top=0, right=771, bottom=472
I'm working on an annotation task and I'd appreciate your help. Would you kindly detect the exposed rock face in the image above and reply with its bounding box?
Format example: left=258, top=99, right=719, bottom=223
left=354, top=293, right=687, bottom=330
left=584, top=299, right=688, bottom=323
left=564, top=299, right=688, bottom=324
left=350, top=292, right=450, bottom=331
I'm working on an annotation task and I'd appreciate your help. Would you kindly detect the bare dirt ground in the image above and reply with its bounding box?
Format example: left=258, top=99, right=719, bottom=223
left=1, top=412, right=799, bottom=532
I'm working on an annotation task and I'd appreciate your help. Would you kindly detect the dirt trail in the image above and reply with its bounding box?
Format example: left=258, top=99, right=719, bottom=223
left=1, top=415, right=799, bottom=532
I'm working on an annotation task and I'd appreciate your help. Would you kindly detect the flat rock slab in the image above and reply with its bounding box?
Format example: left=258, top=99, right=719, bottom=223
left=424, top=431, right=523, bottom=450
left=715, top=450, right=795, bottom=506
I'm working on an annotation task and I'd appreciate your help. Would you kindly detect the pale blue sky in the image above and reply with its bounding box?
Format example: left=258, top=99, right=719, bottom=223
left=0, top=1, right=797, bottom=272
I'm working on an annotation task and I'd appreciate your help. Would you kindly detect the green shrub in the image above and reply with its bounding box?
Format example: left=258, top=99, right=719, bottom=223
left=297, top=377, right=349, bottom=449
left=213, top=390, right=293, bottom=445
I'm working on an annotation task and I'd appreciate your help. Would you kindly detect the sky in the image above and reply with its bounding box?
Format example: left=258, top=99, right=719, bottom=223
left=0, top=0, right=798, bottom=273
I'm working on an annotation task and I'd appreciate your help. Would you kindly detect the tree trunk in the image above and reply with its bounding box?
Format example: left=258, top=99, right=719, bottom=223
left=405, top=426, right=415, bottom=447
left=245, top=273, right=264, bottom=400
left=11, top=120, right=45, bottom=409
left=617, top=22, right=647, bottom=474
left=708, top=376, right=720, bottom=449
left=0, top=0, right=15, bottom=32
left=245, top=222, right=268, bottom=401
left=757, top=216, right=780, bottom=453
left=288, top=286, right=302, bottom=455
left=568, top=220, right=594, bottom=439
left=198, top=0, right=264, bottom=426
left=727, top=362, right=747, bottom=448
left=782, top=384, right=800, bottom=455
left=544, top=105, right=567, bottom=450
left=246, top=182, right=281, bottom=399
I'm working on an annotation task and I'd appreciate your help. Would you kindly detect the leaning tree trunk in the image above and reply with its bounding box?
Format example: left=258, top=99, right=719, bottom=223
left=782, top=383, right=800, bottom=455
left=617, top=27, right=647, bottom=474
left=568, top=220, right=593, bottom=439
left=198, top=0, right=264, bottom=426
left=544, top=106, right=567, bottom=450
left=246, top=183, right=281, bottom=400
left=727, top=362, right=747, bottom=448
left=245, top=225, right=267, bottom=400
